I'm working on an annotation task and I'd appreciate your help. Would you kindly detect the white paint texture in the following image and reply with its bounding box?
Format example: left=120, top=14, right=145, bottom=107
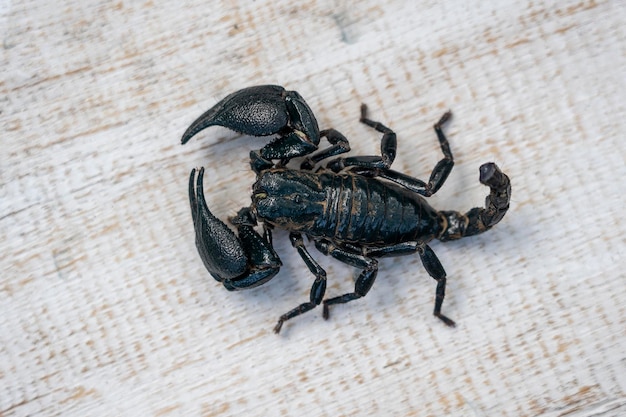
left=1, top=1, right=625, bottom=416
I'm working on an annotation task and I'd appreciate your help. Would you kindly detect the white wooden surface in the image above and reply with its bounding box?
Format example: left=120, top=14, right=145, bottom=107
left=2, top=1, right=625, bottom=416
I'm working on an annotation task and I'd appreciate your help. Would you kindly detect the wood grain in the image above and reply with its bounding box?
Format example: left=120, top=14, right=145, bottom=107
left=2, top=0, right=625, bottom=416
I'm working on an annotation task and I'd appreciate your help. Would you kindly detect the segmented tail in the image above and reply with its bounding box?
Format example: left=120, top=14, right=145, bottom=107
left=438, top=162, right=511, bottom=241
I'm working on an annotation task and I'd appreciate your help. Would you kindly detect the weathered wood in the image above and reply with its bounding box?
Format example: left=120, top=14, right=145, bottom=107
left=1, top=1, right=625, bottom=415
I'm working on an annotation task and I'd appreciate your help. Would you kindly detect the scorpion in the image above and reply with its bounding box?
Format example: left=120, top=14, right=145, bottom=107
left=181, top=85, right=511, bottom=333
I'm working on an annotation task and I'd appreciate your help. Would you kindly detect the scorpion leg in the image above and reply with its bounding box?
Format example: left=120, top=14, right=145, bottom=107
left=418, top=244, right=456, bottom=327
left=300, top=129, right=351, bottom=171
left=326, top=104, right=397, bottom=172
left=439, top=162, right=511, bottom=241
left=365, top=242, right=455, bottom=327
left=314, top=241, right=379, bottom=320
left=346, top=111, right=454, bottom=197
left=417, top=244, right=456, bottom=327
left=189, top=168, right=281, bottom=290
left=273, top=233, right=328, bottom=333
left=424, top=110, right=455, bottom=196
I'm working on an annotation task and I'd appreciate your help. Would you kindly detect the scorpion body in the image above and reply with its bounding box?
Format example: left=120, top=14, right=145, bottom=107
left=253, top=168, right=442, bottom=245
left=182, top=85, right=511, bottom=333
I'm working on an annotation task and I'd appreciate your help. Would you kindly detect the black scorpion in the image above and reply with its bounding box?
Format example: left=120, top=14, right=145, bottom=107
left=181, top=85, right=511, bottom=333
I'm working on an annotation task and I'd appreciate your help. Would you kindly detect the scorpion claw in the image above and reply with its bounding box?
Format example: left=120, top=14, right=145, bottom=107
left=181, top=85, right=321, bottom=162
left=189, top=168, right=248, bottom=281
left=188, top=168, right=281, bottom=289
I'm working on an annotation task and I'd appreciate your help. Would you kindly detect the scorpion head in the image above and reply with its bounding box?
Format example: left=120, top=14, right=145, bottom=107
left=252, top=169, right=325, bottom=231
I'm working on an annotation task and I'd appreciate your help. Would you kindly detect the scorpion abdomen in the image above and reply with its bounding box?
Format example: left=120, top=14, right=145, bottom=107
left=313, top=172, right=442, bottom=246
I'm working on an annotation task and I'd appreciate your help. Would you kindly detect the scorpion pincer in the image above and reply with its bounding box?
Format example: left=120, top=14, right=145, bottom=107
left=181, top=85, right=511, bottom=333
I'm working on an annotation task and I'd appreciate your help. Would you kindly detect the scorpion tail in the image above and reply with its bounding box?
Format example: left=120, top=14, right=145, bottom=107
left=438, top=162, right=511, bottom=241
